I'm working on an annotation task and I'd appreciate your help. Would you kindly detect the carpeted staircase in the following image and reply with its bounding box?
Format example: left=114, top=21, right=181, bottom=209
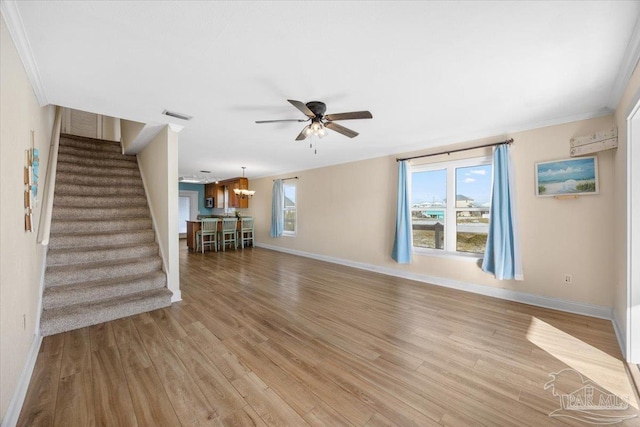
left=40, top=134, right=172, bottom=336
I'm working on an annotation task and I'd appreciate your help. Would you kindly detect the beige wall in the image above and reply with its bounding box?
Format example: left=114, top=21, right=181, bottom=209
left=137, top=127, right=181, bottom=301
left=251, top=114, right=617, bottom=309
left=0, top=16, right=55, bottom=420
left=613, top=61, right=640, bottom=349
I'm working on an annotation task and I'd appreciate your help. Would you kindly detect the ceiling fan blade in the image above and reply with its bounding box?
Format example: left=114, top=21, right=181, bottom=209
left=288, top=99, right=316, bottom=118
left=255, top=119, right=308, bottom=124
left=324, top=111, right=373, bottom=121
left=295, top=125, right=309, bottom=141
left=324, top=122, right=359, bottom=138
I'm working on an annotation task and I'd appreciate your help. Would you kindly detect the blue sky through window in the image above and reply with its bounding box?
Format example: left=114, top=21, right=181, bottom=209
left=412, top=169, right=446, bottom=205
left=412, top=164, right=492, bottom=206
left=456, top=164, right=492, bottom=205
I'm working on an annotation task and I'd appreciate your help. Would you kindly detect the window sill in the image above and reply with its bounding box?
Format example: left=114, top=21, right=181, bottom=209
left=282, top=232, right=296, bottom=237
left=413, top=247, right=483, bottom=263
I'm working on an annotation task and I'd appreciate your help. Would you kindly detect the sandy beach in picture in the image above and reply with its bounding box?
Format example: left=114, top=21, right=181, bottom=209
left=536, top=157, right=598, bottom=196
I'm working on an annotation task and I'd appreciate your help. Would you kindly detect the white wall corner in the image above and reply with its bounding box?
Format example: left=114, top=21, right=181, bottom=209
left=256, top=243, right=615, bottom=321
left=609, top=12, right=640, bottom=110
left=0, top=335, right=42, bottom=427
left=612, top=311, right=627, bottom=358
left=122, top=123, right=165, bottom=155
left=0, top=1, right=48, bottom=106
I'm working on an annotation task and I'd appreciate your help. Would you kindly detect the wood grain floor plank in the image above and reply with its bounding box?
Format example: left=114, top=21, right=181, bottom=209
left=171, top=335, right=248, bottom=419
left=231, top=372, right=310, bottom=426
left=91, top=346, right=138, bottom=426
left=53, top=371, right=95, bottom=427
left=17, top=243, right=639, bottom=426
left=16, top=350, right=63, bottom=427
left=125, top=366, right=181, bottom=427
left=89, top=322, right=116, bottom=351
left=60, top=328, right=91, bottom=379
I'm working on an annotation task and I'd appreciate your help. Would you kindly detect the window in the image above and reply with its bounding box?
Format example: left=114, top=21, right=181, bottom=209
left=283, top=181, right=297, bottom=235
left=411, top=157, right=492, bottom=255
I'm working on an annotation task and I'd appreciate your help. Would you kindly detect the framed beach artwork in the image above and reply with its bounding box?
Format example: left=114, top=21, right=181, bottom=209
left=535, top=156, right=598, bottom=197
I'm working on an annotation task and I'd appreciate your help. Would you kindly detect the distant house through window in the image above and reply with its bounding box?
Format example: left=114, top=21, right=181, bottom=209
left=283, top=181, right=297, bottom=235
left=411, top=157, right=492, bottom=254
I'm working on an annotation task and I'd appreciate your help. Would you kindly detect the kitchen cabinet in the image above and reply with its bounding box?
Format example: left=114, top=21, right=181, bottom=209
left=227, top=178, right=249, bottom=209
left=204, top=183, right=224, bottom=208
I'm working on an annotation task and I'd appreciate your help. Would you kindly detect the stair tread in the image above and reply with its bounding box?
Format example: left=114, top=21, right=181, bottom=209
left=48, top=241, right=158, bottom=255
left=60, top=134, right=122, bottom=146
left=40, top=288, right=173, bottom=335
left=52, top=217, right=151, bottom=224
left=44, top=270, right=166, bottom=294
left=46, top=255, right=161, bottom=274
left=50, top=229, right=154, bottom=238
left=42, top=288, right=172, bottom=316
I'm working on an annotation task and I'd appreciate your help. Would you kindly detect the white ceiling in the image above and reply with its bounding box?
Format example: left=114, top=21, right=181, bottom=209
left=5, top=1, right=640, bottom=181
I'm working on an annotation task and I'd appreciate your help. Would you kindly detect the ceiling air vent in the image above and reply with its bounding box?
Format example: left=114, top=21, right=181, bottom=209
left=162, top=109, right=193, bottom=121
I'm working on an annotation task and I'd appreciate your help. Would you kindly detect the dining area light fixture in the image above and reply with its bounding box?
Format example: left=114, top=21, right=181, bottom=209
left=233, top=167, right=256, bottom=199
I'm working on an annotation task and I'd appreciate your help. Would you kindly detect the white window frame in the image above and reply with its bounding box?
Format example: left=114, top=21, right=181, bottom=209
left=283, top=181, right=297, bottom=236
left=411, top=155, right=492, bottom=259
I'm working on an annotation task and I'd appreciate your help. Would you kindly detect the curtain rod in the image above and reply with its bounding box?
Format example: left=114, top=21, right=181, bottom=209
left=273, top=176, right=298, bottom=181
left=396, top=138, right=514, bottom=162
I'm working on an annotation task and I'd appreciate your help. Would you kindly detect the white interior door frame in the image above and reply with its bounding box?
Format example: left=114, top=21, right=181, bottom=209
left=627, top=100, right=640, bottom=363
left=178, top=191, right=199, bottom=238
left=179, top=191, right=199, bottom=220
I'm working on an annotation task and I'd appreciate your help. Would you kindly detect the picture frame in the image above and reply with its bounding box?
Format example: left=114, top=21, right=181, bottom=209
left=535, top=156, right=598, bottom=197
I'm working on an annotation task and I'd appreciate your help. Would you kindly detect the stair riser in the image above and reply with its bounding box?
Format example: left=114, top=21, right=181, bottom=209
left=46, top=258, right=163, bottom=287
left=40, top=290, right=172, bottom=336
left=52, top=206, right=150, bottom=220
left=51, top=218, right=152, bottom=234
left=43, top=274, right=167, bottom=309
left=57, top=162, right=141, bottom=178
left=53, top=195, right=148, bottom=208
left=48, top=230, right=156, bottom=250
left=58, top=153, right=138, bottom=170
left=48, top=244, right=159, bottom=267
left=55, top=172, right=142, bottom=188
left=58, top=145, right=136, bottom=162
left=55, top=183, right=145, bottom=197
left=60, top=137, right=122, bottom=153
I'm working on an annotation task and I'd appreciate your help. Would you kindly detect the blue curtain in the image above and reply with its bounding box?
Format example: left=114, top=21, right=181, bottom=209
left=482, top=144, right=523, bottom=280
left=270, top=179, right=284, bottom=238
left=392, top=161, right=412, bottom=263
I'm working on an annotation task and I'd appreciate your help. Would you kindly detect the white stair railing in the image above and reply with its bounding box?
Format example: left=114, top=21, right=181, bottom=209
left=37, top=106, right=62, bottom=246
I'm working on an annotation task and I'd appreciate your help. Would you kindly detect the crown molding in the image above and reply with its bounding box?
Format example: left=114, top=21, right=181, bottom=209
left=1, top=1, right=48, bottom=106
left=608, top=13, right=640, bottom=110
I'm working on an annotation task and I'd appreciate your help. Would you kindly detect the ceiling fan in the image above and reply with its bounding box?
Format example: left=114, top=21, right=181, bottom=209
left=256, top=100, right=373, bottom=140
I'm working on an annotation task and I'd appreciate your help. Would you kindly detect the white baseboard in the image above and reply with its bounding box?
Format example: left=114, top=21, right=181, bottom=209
left=1, top=334, right=42, bottom=427
left=171, top=289, right=182, bottom=303
left=255, top=243, right=614, bottom=321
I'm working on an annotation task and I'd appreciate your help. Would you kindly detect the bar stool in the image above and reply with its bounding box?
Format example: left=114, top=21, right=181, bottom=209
left=196, top=218, right=219, bottom=253
left=239, top=217, right=254, bottom=248
left=220, top=218, right=238, bottom=251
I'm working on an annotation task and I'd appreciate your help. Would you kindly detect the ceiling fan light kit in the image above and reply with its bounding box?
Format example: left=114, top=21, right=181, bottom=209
left=256, top=100, right=373, bottom=150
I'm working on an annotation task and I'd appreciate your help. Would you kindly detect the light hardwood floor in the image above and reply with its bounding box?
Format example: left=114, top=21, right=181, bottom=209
left=17, top=243, right=640, bottom=426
